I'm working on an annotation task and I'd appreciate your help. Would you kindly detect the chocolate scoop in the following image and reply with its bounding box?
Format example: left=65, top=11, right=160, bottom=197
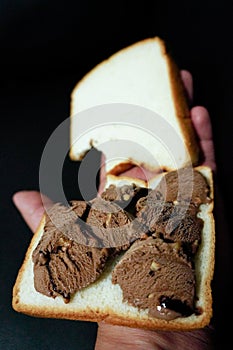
left=137, top=200, right=203, bottom=254
left=112, top=237, right=195, bottom=320
left=149, top=168, right=210, bottom=205
left=32, top=199, right=135, bottom=302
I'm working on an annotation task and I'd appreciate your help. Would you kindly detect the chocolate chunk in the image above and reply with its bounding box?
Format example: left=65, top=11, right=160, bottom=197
left=101, top=183, right=148, bottom=215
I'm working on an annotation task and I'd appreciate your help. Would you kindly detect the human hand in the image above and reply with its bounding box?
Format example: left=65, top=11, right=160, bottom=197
left=13, top=70, right=217, bottom=349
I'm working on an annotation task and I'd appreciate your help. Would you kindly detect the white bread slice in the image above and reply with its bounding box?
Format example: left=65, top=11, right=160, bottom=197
left=69, top=37, right=200, bottom=174
left=12, top=166, right=215, bottom=331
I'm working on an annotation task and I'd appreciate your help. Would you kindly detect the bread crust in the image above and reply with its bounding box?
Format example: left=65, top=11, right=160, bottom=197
left=12, top=216, right=46, bottom=312
left=165, top=49, right=200, bottom=166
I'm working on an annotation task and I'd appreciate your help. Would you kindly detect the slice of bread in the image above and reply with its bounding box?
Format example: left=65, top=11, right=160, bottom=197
left=12, top=166, right=215, bottom=330
left=70, top=37, right=200, bottom=174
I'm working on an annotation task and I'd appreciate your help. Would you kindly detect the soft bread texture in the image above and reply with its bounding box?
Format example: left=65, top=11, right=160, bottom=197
left=70, top=37, right=200, bottom=173
left=12, top=166, right=215, bottom=330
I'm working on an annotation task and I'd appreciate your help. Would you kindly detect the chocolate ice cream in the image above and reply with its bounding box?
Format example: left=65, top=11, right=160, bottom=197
left=101, top=183, right=148, bottom=215
left=32, top=201, right=112, bottom=302
left=112, top=237, right=196, bottom=320
left=136, top=200, right=203, bottom=254
left=32, top=199, right=134, bottom=302
left=86, top=197, right=139, bottom=249
left=148, top=167, right=210, bottom=204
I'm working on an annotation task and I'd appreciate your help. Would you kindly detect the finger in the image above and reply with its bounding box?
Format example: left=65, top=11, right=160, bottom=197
left=98, top=156, right=162, bottom=193
left=191, top=106, right=216, bottom=172
left=180, top=69, right=193, bottom=104
left=118, top=165, right=162, bottom=181
left=12, top=191, right=53, bottom=233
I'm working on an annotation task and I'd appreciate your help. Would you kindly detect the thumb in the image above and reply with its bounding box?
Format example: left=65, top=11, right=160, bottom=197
left=12, top=191, right=53, bottom=233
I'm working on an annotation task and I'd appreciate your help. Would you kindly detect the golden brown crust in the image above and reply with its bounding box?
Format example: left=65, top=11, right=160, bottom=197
left=165, top=50, right=200, bottom=166
left=195, top=166, right=215, bottom=327
left=151, top=36, right=200, bottom=166
left=12, top=297, right=212, bottom=331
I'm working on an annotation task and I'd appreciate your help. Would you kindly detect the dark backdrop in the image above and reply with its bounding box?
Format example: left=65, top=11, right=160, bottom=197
left=1, top=1, right=232, bottom=349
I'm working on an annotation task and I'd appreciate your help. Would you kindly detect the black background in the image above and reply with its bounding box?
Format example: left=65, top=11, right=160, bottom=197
left=1, top=1, right=232, bottom=349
